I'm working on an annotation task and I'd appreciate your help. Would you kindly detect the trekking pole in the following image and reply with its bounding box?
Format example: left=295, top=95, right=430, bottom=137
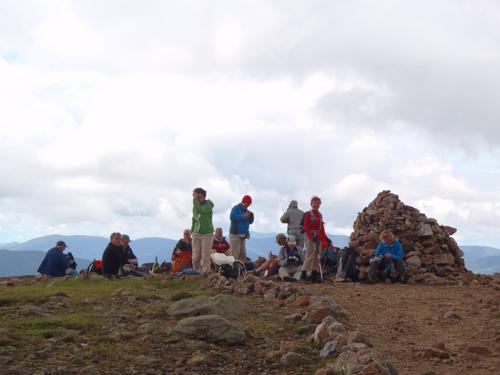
left=317, top=253, right=323, bottom=281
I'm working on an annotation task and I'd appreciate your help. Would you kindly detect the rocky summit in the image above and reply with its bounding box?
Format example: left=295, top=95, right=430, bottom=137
left=349, top=190, right=486, bottom=284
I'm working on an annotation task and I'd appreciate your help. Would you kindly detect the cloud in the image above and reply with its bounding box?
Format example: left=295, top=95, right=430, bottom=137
left=0, top=1, right=499, bottom=248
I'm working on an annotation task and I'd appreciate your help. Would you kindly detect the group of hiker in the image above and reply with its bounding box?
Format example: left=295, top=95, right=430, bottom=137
left=37, top=187, right=407, bottom=283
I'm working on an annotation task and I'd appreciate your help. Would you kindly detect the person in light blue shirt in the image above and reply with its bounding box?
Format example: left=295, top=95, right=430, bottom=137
left=369, top=229, right=406, bottom=283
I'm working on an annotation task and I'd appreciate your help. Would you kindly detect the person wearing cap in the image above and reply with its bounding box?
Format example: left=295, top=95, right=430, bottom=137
left=37, top=241, right=71, bottom=277
left=120, top=234, right=138, bottom=266
left=102, top=232, right=125, bottom=276
left=212, top=227, right=231, bottom=255
left=191, top=187, right=215, bottom=273
left=280, top=200, right=305, bottom=249
left=278, top=235, right=304, bottom=282
left=302, top=196, right=328, bottom=283
left=229, top=195, right=254, bottom=262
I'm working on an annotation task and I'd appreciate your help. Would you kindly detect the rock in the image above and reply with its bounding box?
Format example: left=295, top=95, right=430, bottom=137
left=81, top=365, right=101, bottom=375
left=167, top=294, right=251, bottom=317
left=169, top=292, right=193, bottom=301
left=263, top=292, right=276, bottom=301
left=328, top=322, right=346, bottom=335
left=188, top=353, right=207, bottom=365
left=466, top=345, right=492, bottom=356
left=320, top=340, right=338, bottom=358
left=348, top=330, right=372, bottom=347
left=443, top=310, right=462, bottom=320
left=279, top=340, right=298, bottom=353
left=280, top=352, right=308, bottom=367
left=296, top=295, right=311, bottom=306
left=303, top=308, right=335, bottom=324
left=418, top=223, right=434, bottom=237
left=335, top=348, right=394, bottom=375
left=171, top=315, right=246, bottom=345
left=314, top=323, right=331, bottom=345
left=406, top=256, right=422, bottom=268
left=314, top=368, right=335, bottom=375
left=322, top=316, right=336, bottom=326
left=17, top=305, right=51, bottom=317
left=283, top=313, right=302, bottom=321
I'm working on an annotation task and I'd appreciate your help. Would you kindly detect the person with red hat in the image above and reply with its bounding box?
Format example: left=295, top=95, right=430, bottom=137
left=302, top=196, right=328, bottom=283
left=229, top=195, right=254, bottom=262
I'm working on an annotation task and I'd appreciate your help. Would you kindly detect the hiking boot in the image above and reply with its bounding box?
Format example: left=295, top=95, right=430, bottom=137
left=311, top=271, right=322, bottom=283
left=283, top=276, right=297, bottom=282
left=300, top=271, right=308, bottom=281
left=334, top=276, right=345, bottom=283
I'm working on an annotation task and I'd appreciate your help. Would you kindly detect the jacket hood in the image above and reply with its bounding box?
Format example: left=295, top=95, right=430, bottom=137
left=288, top=200, right=298, bottom=209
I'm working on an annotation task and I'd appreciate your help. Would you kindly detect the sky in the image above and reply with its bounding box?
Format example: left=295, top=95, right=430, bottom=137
left=0, top=0, right=500, bottom=246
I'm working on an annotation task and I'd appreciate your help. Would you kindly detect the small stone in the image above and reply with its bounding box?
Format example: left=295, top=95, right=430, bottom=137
left=263, top=292, right=276, bottom=301
left=303, top=307, right=334, bottom=324
left=466, top=345, right=492, bottom=356
left=443, top=310, right=462, bottom=320
left=314, top=323, right=331, bottom=345
left=284, top=313, right=302, bottom=321
left=319, top=341, right=338, bottom=358
left=328, top=322, right=346, bottom=334
left=296, top=295, right=311, bottom=306
left=280, top=352, right=308, bottom=367
left=314, top=367, right=335, bottom=375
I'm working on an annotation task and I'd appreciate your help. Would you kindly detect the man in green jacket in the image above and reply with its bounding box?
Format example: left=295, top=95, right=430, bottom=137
left=191, top=187, right=214, bottom=273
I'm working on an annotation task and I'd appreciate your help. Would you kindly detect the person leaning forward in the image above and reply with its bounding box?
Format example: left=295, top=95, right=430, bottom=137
left=229, top=195, right=254, bottom=262
left=191, top=188, right=214, bottom=273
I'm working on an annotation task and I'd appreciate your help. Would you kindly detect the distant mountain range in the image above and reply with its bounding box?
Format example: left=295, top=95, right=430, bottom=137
left=1, top=233, right=499, bottom=276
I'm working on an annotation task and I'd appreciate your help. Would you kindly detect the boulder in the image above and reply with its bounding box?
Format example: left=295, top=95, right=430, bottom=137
left=280, top=352, right=308, bottom=367
left=171, top=315, right=246, bottom=345
left=167, top=294, right=251, bottom=317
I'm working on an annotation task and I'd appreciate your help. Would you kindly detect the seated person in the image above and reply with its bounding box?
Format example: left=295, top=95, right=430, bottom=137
left=253, top=251, right=280, bottom=277
left=121, top=234, right=138, bottom=265
left=369, top=229, right=405, bottom=283
left=278, top=235, right=304, bottom=282
left=65, top=251, right=79, bottom=276
left=335, top=247, right=359, bottom=282
left=212, top=227, right=231, bottom=255
left=37, top=241, right=70, bottom=277
left=321, top=238, right=341, bottom=274
left=102, top=232, right=125, bottom=276
left=172, top=229, right=193, bottom=274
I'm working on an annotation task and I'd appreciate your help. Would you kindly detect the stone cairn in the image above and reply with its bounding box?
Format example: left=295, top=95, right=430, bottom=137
left=349, top=190, right=486, bottom=284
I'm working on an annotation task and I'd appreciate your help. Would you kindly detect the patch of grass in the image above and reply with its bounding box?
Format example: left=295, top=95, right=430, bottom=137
left=17, top=313, right=101, bottom=331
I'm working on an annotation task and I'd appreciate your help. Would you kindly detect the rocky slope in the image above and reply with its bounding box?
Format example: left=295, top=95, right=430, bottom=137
left=0, top=274, right=498, bottom=375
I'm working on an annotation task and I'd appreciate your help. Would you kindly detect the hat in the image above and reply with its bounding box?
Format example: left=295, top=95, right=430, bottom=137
left=242, top=195, right=252, bottom=205
left=56, top=241, right=67, bottom=248
left=122, top=234, right=131, bottom=241
left=287, top=235, right=297, bottom=245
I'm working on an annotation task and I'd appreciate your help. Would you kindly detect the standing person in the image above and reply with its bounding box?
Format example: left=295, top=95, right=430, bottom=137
left=212, top=227, right=231, bottom=255
left=229, top=195, right=254, bottom=262
left=172, top=229, right=193, bottom=273
left=302, top=196, right=328, bottom=283
left=280, top=200, right=305, bottom=249
left=37, top=241, right=70, bottom=277
left=102, top=232, right=125, bottom=276
left=191, top=187, right=214, bottom=273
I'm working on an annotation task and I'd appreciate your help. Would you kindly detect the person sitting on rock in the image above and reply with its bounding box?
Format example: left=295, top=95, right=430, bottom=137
left=252, top=250, right=280, bottom=277
left=212, top=227, right=231, bottom=255
left=102, top=232, right=125, bottom=277
left=278, top=236, right=304, bottom=282
left=37, top=240, right=70, bottom=277
left=369, top=229, right=405, bottom=283
left=120, top=234, right=144, bottom=276
left=171, top=229, right=193, bottom=274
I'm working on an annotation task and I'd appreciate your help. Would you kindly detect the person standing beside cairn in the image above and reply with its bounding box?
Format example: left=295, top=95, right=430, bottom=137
left=302, top=196, right=328, bottom=283
left=229, top=195, right=254, bottom=262
left=191, top=187, right=214, bottom=274
left=280, top=200, right=305, bottom=249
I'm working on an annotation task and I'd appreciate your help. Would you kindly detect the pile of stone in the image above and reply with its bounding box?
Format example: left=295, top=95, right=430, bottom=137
left=348, top=190, right=478, bottom=282
left=202, top=273, right=398, bottom=375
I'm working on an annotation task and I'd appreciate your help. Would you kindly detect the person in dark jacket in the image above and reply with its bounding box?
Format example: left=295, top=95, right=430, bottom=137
left=172, top=229, right=193, bottom=273
left=121, top=234, right=138, bottom=265
left=229, top=195, right=254, bottom=262
left=37, top=241, right=70, bottom=277
left=102, top=232, right=125, bottom=276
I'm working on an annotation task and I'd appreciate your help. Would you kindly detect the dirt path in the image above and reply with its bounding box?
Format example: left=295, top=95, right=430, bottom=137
left=315, top=282, right=500, bottom=375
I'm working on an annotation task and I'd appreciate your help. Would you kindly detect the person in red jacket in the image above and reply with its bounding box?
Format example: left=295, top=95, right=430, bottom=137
left=302, top=196, right=328, bottom=283
left=212, top=227, right=231, bottom=255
